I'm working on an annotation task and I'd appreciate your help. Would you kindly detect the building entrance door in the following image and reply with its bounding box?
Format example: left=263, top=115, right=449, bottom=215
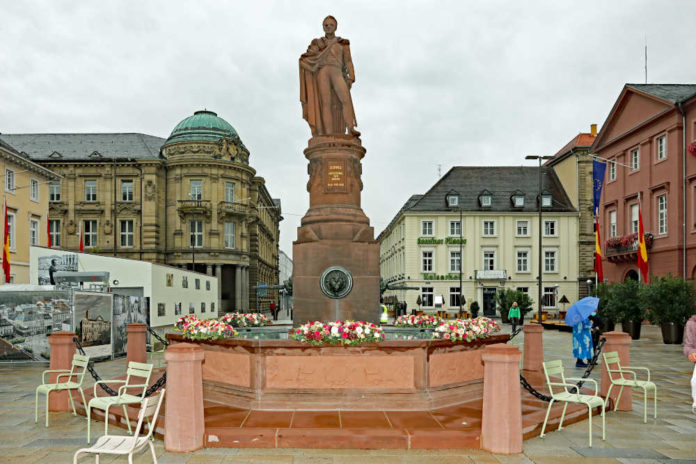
left=482, top=287, right=497, bottom=317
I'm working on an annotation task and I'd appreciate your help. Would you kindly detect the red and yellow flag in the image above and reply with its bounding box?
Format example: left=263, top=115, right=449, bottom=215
left=594, top=216, right=603, bottom=282
left=46, top=216, right=52, bottom=248
left=637, top=202, right=649, bottom=282
left=2, top=201, right=10, bottom=283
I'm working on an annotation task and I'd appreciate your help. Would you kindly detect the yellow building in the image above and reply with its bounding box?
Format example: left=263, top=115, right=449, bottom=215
left=378, top=167, right=579, bottom=316
left=1, top=110, right=282, bottom=312
left=0, top=139, right=60, bottom=284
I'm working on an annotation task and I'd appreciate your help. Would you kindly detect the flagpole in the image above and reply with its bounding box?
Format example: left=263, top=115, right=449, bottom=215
left=638, top=191, right=641, bottom=285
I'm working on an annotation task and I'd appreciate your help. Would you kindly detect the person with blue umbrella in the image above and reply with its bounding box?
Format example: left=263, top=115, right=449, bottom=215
left=565, top=297, right=599, bottom=367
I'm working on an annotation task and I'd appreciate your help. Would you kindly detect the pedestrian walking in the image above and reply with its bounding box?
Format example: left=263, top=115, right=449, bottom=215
left=508, top=301, right=521, bottom=333
left=684, top=314, right=696, bottom=413
left=572, top=317, right=594, bottom=367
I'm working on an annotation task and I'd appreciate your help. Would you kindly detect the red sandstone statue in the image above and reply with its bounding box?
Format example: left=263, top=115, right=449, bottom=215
left=299, top=15, right=360, bottom=137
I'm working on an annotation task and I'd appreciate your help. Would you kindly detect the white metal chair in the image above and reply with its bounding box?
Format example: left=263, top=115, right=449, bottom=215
left=74, top=389, right=164, bottom=464
left=603, top=351, right=657, bottom=423
left=540, top=359, right=606, bottom=447
left=35, top=353, right=90, bottom=427
left=87, top=361, right=153, bottom=443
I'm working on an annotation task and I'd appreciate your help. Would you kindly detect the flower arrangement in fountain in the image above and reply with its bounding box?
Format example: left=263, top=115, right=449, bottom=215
left=431, top=317, right=501, bottom=342
left=394, top=314, right=442, bottom=328
left=292, top=320, right=385, bottom=345
left=220, top=312, right=271, bottom=327
left=174, top=315, right=237, bottom=340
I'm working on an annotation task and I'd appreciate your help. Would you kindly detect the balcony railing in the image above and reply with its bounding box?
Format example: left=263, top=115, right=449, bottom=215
left=217, top=201, right=249, bottom=216
left=605, top=232, right=653, bottom=262
left=474, top=269, right=507, bottom=280
left=177, top=200, right=212, bottom=220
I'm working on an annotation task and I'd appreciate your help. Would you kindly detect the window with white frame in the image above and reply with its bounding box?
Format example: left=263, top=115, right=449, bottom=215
left=447, top=195, right=459, bottom=207
left=190, top=180, right=202, bottom=200
left=449, top=249, right=461, bottom=272
left=543, top=286, right=557, bottom=307
left=49, top=220, right=60, bottom=247
left=421, top=220, right=433, bottom=236
left=6, top=212, right=14, bottom=250
left=85, top=180, right=97, bottom=202
left=657, top=194, right=667, bottom=235
left=30, top=178, right=39, bottom=202
left=483, top=249, right=496, bottom=270
left=49, top=182, right=61, bottom=202
left=631, top=204, right=639, bottom=233
left=120, top=220, right=134, bottom=247
left=609, top=210, right=617, bottom=237
left=421, top=250, right=433, bottom=272
left=5, top=169, right=15, bottom=193
left=516, top=220, right=529, bottom=236
left=189, top=303, right=195, bottom=314
left=544, top=220, right=557, bottom=236
left=631, top=148, right=640, bottom=170
left=449, top=220, right=461, bottom=236
left=517, top=287, right=529, bottom=294
left=190, top=220, right=203, bottom=248
left=449, top=287, right=461, bottom=308
left=29, top=218, right=39, bottom=246
left=225, top=182, right=235, bottom=202
left=482, top=220, right=496, bottom=236
left=657, top=135, right=666, bottom=160
left=544, top=250, right=557, bottom=272
left=84, top=220, right=97, bottom=247
left=201, top=302, right=206, bottom=313
left=224, top=222, right=235, bottom=248
left=609, top=160, right=616, bottom=180
left=121, top=180, right=134, bottom=202
left=421, top=287, right=434, bottom=307
left=516, top=249, right=529, bottom=272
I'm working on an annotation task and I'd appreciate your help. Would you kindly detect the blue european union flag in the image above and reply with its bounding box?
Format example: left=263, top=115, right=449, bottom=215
left=592, top=159, right=606, bottom=215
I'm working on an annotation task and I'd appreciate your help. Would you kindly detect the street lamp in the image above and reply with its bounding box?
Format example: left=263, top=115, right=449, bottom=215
left=447, top=191, right=463, bottom=315
left=525, top=155, right=554, bottom=324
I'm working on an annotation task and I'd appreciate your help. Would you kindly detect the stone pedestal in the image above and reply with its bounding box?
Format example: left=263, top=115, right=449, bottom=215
left=601, top=331, right=632, bottom=411
left=48, top=332, right=76, bottom=411
left=481, top=344, right=522, bottom=454
left=164, top=343, right=205, bottom=452
left=522, top=323, right=544, bottom=372
left=294, top=136, right=380, bottom=323
left=126, top=323, right=147, bottom=366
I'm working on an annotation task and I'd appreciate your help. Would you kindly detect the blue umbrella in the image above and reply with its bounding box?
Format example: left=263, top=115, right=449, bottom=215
left=564, top=297, right=599, bottom=326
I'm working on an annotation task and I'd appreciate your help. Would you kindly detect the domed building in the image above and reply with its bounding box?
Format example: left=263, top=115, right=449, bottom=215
left=1, top=110, right=282, bottom=315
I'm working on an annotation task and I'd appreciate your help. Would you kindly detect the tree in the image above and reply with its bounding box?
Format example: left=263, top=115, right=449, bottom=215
left=416, top=295, right=422, bottom=310
left=495, top=288, right=533, bottom=322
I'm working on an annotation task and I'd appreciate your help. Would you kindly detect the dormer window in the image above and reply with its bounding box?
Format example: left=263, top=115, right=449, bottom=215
left=89, top=151, right=102, bottom=159
left=49, top=151, right=62, bottom=159
left=541, top=192, right=553, bottom=208
left=511, top=191, right=525, bottom=208
left=478, top=190, right=492, bottom=208
left=446, top=191, right=460, bottom=208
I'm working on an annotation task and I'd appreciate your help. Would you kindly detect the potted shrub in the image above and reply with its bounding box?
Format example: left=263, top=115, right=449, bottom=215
left=606, top=279, right=643, bottom=339
left=595, top=282, right=615, bottom=332
left=470, top=301, right=480, bottom=319
left=642, top=274, right=696, bottom=344
left=495, top=288, right=533, bottom=325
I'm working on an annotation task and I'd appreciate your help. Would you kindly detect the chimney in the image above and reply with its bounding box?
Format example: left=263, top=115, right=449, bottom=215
left=590, top=124, right=598, bottom=136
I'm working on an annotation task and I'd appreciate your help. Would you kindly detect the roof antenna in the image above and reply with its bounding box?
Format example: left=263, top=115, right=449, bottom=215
left=437, top=164, right=442, bottom=178
left=644, top=35, right=648, bottom=84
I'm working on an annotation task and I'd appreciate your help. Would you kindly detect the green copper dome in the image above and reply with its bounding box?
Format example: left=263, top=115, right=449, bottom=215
left=165, top=110, right=240, bottom=145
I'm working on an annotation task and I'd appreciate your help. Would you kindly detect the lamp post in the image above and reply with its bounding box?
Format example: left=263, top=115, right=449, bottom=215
left=525, top=155, right=554, bottom=324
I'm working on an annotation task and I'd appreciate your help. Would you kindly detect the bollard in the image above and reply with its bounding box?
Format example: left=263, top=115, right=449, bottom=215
left=522, top=323, right=544, bottom=372
left=601, top=331, right=632, bottom=411
left=126, top=323, right=148, bottom=366
left=481, top=344, right=522, bottom=454
left=47, top=332, right=77, bottom=411
left=164, top=343, right=205, bottom=452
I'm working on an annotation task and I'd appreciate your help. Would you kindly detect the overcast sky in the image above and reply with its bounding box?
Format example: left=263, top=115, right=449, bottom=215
left=3, top=1, right=696, bottom=255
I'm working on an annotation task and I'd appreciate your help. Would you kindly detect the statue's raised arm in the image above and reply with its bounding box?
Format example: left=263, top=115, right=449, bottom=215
left=299, top=16, right=360, bottom=137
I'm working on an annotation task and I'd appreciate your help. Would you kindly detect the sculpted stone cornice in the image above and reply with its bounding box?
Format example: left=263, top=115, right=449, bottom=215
left=75, top=202, right=104, bottom=214
left=49, top=202, right=69, bottom=215
left=115, top=202, right=142, bottom=215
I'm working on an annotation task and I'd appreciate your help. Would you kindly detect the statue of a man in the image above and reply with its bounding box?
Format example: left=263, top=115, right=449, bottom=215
left=300, top=16, right=360, bottom=137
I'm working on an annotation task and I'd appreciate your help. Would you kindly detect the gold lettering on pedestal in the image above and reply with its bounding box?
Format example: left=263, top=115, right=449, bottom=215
left=325, top=159, right=347, bottom=192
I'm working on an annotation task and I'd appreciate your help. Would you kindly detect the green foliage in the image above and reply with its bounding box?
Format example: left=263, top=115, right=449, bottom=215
left=495, top=288, right=533, bottom=316
left=595, top=283, right=614, bottom=322
left=605, top=279, right=642, bottom=322
left=641, top=274, right=696, bottom=325
left=470, top=301, right=480, bottom=317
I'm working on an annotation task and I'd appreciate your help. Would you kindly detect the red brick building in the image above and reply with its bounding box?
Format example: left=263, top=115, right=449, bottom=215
left=593, top=84, right=696, bottom=282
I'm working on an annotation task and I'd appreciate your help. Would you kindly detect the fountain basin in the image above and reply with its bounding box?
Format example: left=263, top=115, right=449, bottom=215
left=166, top=331, right=509, bottom=410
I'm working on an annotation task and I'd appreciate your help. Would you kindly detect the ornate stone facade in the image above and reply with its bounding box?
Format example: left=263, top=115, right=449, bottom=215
left=2, top=110, right=282, bottom=313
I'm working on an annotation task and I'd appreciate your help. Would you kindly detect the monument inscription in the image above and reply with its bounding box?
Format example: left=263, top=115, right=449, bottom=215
left=325, top=159, right=346, bottom=192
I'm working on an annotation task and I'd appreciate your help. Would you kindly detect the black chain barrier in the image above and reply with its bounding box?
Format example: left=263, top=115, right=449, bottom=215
left=518, top=336, right=606, bottom=402
left=73, top=326, right=169, bottom=398
left=509, top=326, right=523, bottom=341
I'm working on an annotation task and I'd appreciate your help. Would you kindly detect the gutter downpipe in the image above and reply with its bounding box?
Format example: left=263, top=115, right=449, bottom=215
left=678, top=102, right=687, bottom=279
left=135, top=161, right=143, bottom=261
